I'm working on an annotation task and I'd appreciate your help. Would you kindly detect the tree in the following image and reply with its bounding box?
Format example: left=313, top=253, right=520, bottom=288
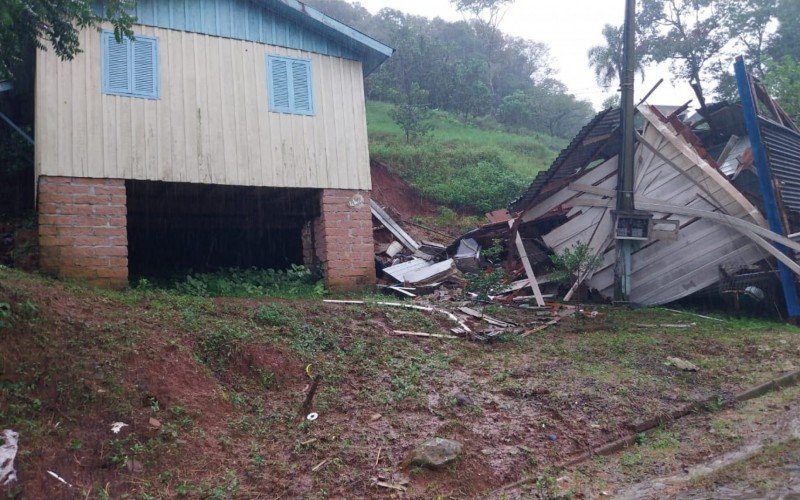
left=637, top=0, right=731, bottom=111
left=451, top=59, right=492, bottom=121
left=0, top=0, right=136, bottom=80
left=450, top=0, right=513, bottom=28
left=389, top=83, right=434, bottom=143
left=587, top=24, right=645, bottom=90
left=768, top=0, right=800, bottom=63
left=765, top=57, right=800, bottom=123
left=601, top=94, right=621, bottom=110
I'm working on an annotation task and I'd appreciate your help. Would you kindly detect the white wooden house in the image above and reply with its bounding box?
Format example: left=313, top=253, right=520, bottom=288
left=33, top=0, right=393, bottom=288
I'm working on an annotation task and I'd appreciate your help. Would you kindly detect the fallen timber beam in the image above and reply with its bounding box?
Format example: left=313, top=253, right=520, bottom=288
left=509, top=220, right=545, bottom=307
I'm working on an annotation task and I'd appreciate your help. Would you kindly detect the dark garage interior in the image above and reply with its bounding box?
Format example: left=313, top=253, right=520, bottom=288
left=126, top=180, right=320, bottom=279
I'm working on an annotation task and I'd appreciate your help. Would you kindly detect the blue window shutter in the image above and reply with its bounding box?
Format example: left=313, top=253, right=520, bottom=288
left=267, top=55, right=314, bottom=116
left=103, top=32, right=132, bottom=94
left=268, top=57, right=291, bottom=112
left=102, top=31, right=159, bottom=99
left=291, top=60, right=313, bottom=115
left=132, top=37, right=159, bottom=98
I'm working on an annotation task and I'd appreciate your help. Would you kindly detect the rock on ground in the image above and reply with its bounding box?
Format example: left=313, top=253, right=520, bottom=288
left=410, top=438, right=463, bottom=468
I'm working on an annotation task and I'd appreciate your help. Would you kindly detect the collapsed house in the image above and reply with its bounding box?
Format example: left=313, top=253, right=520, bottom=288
left=506, top=65, right=800, bottom=310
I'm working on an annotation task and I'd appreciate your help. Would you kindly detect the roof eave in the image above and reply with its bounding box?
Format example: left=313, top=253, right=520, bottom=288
left=274, top=0, right=394, bottom=75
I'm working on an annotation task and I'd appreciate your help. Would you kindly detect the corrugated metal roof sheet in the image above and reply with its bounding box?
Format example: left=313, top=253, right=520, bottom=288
left=761, top=117, right=800, bottom=214
left=718, top=135, right=750, bottom=178
left=508, top=108, right=621, bottom=213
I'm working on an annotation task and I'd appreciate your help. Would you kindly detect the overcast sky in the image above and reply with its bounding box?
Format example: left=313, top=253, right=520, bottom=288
left=356, top=0, right=698, bottom=110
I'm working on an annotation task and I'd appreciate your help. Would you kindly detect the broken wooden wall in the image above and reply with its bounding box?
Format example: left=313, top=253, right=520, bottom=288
left=521, top=105, right=771, bottom=306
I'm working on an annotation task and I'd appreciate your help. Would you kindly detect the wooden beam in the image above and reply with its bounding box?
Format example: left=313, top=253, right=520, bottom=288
left=370, top=199, right=420, bottom=252
left=510, top=220, right=545, bottom=306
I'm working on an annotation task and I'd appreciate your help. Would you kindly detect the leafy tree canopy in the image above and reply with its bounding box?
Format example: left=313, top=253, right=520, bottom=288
left=0, top=0, right=136, bottom=80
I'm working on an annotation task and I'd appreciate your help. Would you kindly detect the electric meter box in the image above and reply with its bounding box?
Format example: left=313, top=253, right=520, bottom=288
left=614, top=210, right=653, bottom=241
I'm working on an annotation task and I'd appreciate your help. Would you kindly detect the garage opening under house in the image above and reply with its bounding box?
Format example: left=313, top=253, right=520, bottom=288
left=32, top=0, right=393, bottom=290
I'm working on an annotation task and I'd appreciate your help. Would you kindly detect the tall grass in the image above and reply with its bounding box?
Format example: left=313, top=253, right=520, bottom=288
left=367, top=101, right=565, bottom=211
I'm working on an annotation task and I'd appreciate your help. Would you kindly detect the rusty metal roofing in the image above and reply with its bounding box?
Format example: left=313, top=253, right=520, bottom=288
left=509, top=108, right=621, bottom=213
left=760, top=117, right=800, bottom=214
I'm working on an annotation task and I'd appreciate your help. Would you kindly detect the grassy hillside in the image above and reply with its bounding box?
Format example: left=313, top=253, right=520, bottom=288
left=366, top=101, right=566, bottom=213
left=2, top=268, right=800, bottom=497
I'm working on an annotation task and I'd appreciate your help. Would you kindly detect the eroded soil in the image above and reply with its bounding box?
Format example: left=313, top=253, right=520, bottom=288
left=2, top=268, right=800, bottom=498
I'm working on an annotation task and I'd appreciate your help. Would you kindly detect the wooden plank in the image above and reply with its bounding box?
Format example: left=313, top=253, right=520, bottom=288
left=511, top=221, right=545, bottom=307
left=370, top=199, right=420, bottom=251
left=394, top=331, right=458, bottom=340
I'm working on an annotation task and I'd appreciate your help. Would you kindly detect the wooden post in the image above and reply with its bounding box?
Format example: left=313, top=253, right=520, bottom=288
left=510, top=220, right=545, bottom=307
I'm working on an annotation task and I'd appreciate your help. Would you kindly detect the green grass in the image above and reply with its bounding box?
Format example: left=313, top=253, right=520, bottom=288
left=366, top=101, right=566, bottom=212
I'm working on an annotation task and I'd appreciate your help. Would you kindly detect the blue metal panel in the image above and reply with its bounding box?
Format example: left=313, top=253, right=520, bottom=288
left=735, top=56, right=800, bottom=318
left=104, top=0, right=392, bottom=74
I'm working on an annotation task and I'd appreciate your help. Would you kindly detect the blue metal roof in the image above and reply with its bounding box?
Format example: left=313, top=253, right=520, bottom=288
left=112, top=0, right=393, bottom=75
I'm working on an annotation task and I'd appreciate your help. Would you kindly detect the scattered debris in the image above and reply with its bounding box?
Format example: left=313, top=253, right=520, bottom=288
left=296, top=375, right=322, bottom=422
left=454, top=238, right=481, bottom=272
left=370, top=413, right=382, bottom=422
left=547, top=434, right=558, bottom=442
left=637, top=323, right=696, bottom=329
left=370, top=199, right=420, bottom=253
left=409, top=437, right=463, bottom=468
left=126, top=458, right=144, bottom=473
left=0, top=429, right=19, bottom=487
left=374, top=480, right=408, bottom=492
left=46, top=470, right=73, bottom=488
left=404, top=259, right=458, bottom=286
left=307, top=412, right=319, bottom=421
left=665, top=357, right=700, bottom=372
left=382, top=258, right=431, bottom=283
left=385, top=241, right=403, bottom=258
left=110, top=422, right=128, bottom=434
left=312, top=458, right=330, bottom=472
left=148, top=417, right=161, bottom=429
left=394, top=330, right=458, bottom=340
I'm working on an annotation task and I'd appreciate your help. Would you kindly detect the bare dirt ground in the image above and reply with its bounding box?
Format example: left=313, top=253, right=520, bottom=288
left=2, top=267, right=800, bottom=498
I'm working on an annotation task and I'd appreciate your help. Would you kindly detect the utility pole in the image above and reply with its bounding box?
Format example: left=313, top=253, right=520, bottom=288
left=614, top=0, right=637, bottom=302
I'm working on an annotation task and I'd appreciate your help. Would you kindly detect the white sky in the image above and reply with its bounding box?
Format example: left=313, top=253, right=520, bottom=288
left=357, top=0, right=698, bottom=110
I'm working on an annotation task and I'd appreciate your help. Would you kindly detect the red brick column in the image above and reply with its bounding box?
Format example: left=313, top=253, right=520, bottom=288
left=313, top=189, right=375, bottom=290
left=38, top=176, right=128, bottom=288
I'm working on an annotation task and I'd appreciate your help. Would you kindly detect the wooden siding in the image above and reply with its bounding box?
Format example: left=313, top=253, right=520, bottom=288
left=524, top=105, right=768, bottom=306
left=35, top=24, right=372, bottom=190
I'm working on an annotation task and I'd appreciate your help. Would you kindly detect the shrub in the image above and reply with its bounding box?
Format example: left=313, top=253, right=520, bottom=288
left=548, top=242, right=603, bottom=288
left=173, top=265, right=324, bottom=298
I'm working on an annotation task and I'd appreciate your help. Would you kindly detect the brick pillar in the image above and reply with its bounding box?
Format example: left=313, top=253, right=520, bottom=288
left=38, top=176, right=128, bottom=288
left=313, top=189, right=375, bottom=290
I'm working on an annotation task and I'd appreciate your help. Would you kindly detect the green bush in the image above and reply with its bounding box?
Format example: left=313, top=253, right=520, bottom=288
left=173, top=265, right=324, bottom=299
